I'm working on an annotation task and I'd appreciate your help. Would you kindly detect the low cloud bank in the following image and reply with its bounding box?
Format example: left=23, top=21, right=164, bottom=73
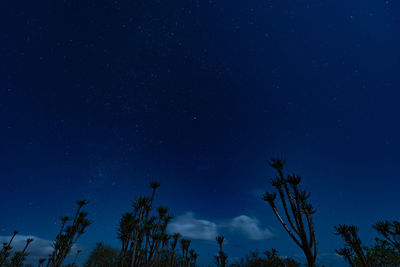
left=0, top=235, right=53, bottom=257
left=0, top=234, right=80, bottom=260
left=167, top=213, right=274, bottom=241
left=167, top=212, right=218, bottom=240
left=230, top=215, right=274, bottom=240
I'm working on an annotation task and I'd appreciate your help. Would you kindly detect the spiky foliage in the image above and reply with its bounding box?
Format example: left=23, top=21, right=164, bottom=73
left=9, top=237, right=34, bottom=267
left=360, top=240, right=400, bottom=267
left=334, top=224, right=370, bottom=267
left=0, top=231, right=18, bottom=266
left=215, top=236, right=227, bottom=267
left=261, top=158, right=317, bottom=267
left=189, top=249, right=198, bottom=267
left=335, top=247, right=355, bottom=267
left=0, top=233, right=33, bottom=267
left=373, top=220, right=400, bottom=253
left=335, top=221, right=400, bottom=267
left=117, top=181, right=185, bottom=267
left=47, top=200, right=91, bottom=267
left=168, top=232, right=181, bottom=266
left=180, top=239, right=191, bottom=267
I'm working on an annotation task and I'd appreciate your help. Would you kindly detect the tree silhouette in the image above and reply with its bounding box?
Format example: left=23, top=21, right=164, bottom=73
left=230, top=249, right=301, bottom=267
left=0, top=231, right=34, bottom=267
left=0, top=230, right=18, bottom=266
left=116, top=181, right=198, bottom=267
left=180, top=238, right=191, bottom=267
left=334, top=224, right=370, bottom=267
left=215, top=236, right=227, bottom=267
left=168, top=232, right=181, bottom=266
left=335, top=221, right=400, bottom=266
left=335, top=247, right=355, bottom=267
left=373, top=220, right=400, bottom=252
left=189, top=249, right=198, bottom=267
left=84, top=242, right=119, bottom=267
left=10, top=237, right=34, bottom=267
left=262, top=158, right=317, bottom=267
left=47, top=200, right=91, bottom=267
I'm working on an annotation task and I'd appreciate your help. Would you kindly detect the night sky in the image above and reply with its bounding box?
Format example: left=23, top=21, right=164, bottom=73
left=1, top=0, right=400, bottom=266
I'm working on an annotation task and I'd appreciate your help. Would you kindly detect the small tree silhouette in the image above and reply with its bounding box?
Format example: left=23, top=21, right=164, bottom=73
left=363, top=239, right=400, bottom=266
left=0, top=231, right=34, bottom=267
left=334, top=224, right=370, bottom=267
left=180, top=238, right=191, bottom=267
left=230, top=249, right=301, bottom=267
left=84, top=242, right=119, bottom=267
left=214, top=236, right=227, bottom=267
left=10, top=237, right=34, bottom=267
left=189, top=249, right=198, bottom=267
left=116, top=181, right=196, bottom=267
left=168, top=232, right=181, bottom=266
left=262, top=158, right=317, bottom=267
left=335, top=247, right=355, bottom=267
left=0, top=230, right=18, bottom=266
left=373, top=220, right=400, bottom=252
left=47, top=200, right=91, bottom=267
left=335, top=221, right=400, bottom=266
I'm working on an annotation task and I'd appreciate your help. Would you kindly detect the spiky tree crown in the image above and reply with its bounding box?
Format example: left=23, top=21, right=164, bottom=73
left=262, top=158, right=317, bottom=267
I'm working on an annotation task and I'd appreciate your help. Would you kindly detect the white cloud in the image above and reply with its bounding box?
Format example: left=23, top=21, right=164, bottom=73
left=167, top=212, right=218, bottom=241
left=167, top=212, right=274, bottom=241
left=229, top=215, right=274, bottom=240
left=0, top=234, right=80, bottom=259
left=0, top=235, right=53, bottom=257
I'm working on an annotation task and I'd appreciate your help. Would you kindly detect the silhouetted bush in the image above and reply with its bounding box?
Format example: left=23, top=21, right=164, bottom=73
left=229, top=249, right=301, bottom=267
left=84, top=243, right=119, bottom=267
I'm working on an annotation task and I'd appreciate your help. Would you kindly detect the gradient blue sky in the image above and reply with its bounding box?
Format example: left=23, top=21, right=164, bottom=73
left=1, top=0, right=400, bottom=266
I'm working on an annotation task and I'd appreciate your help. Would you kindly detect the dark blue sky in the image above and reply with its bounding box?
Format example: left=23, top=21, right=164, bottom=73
left=1, top=0, right=400, bottom=266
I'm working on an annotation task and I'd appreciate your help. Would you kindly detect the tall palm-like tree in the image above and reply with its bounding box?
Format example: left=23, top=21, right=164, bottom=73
left=262, top=158, right=317, bottom=267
